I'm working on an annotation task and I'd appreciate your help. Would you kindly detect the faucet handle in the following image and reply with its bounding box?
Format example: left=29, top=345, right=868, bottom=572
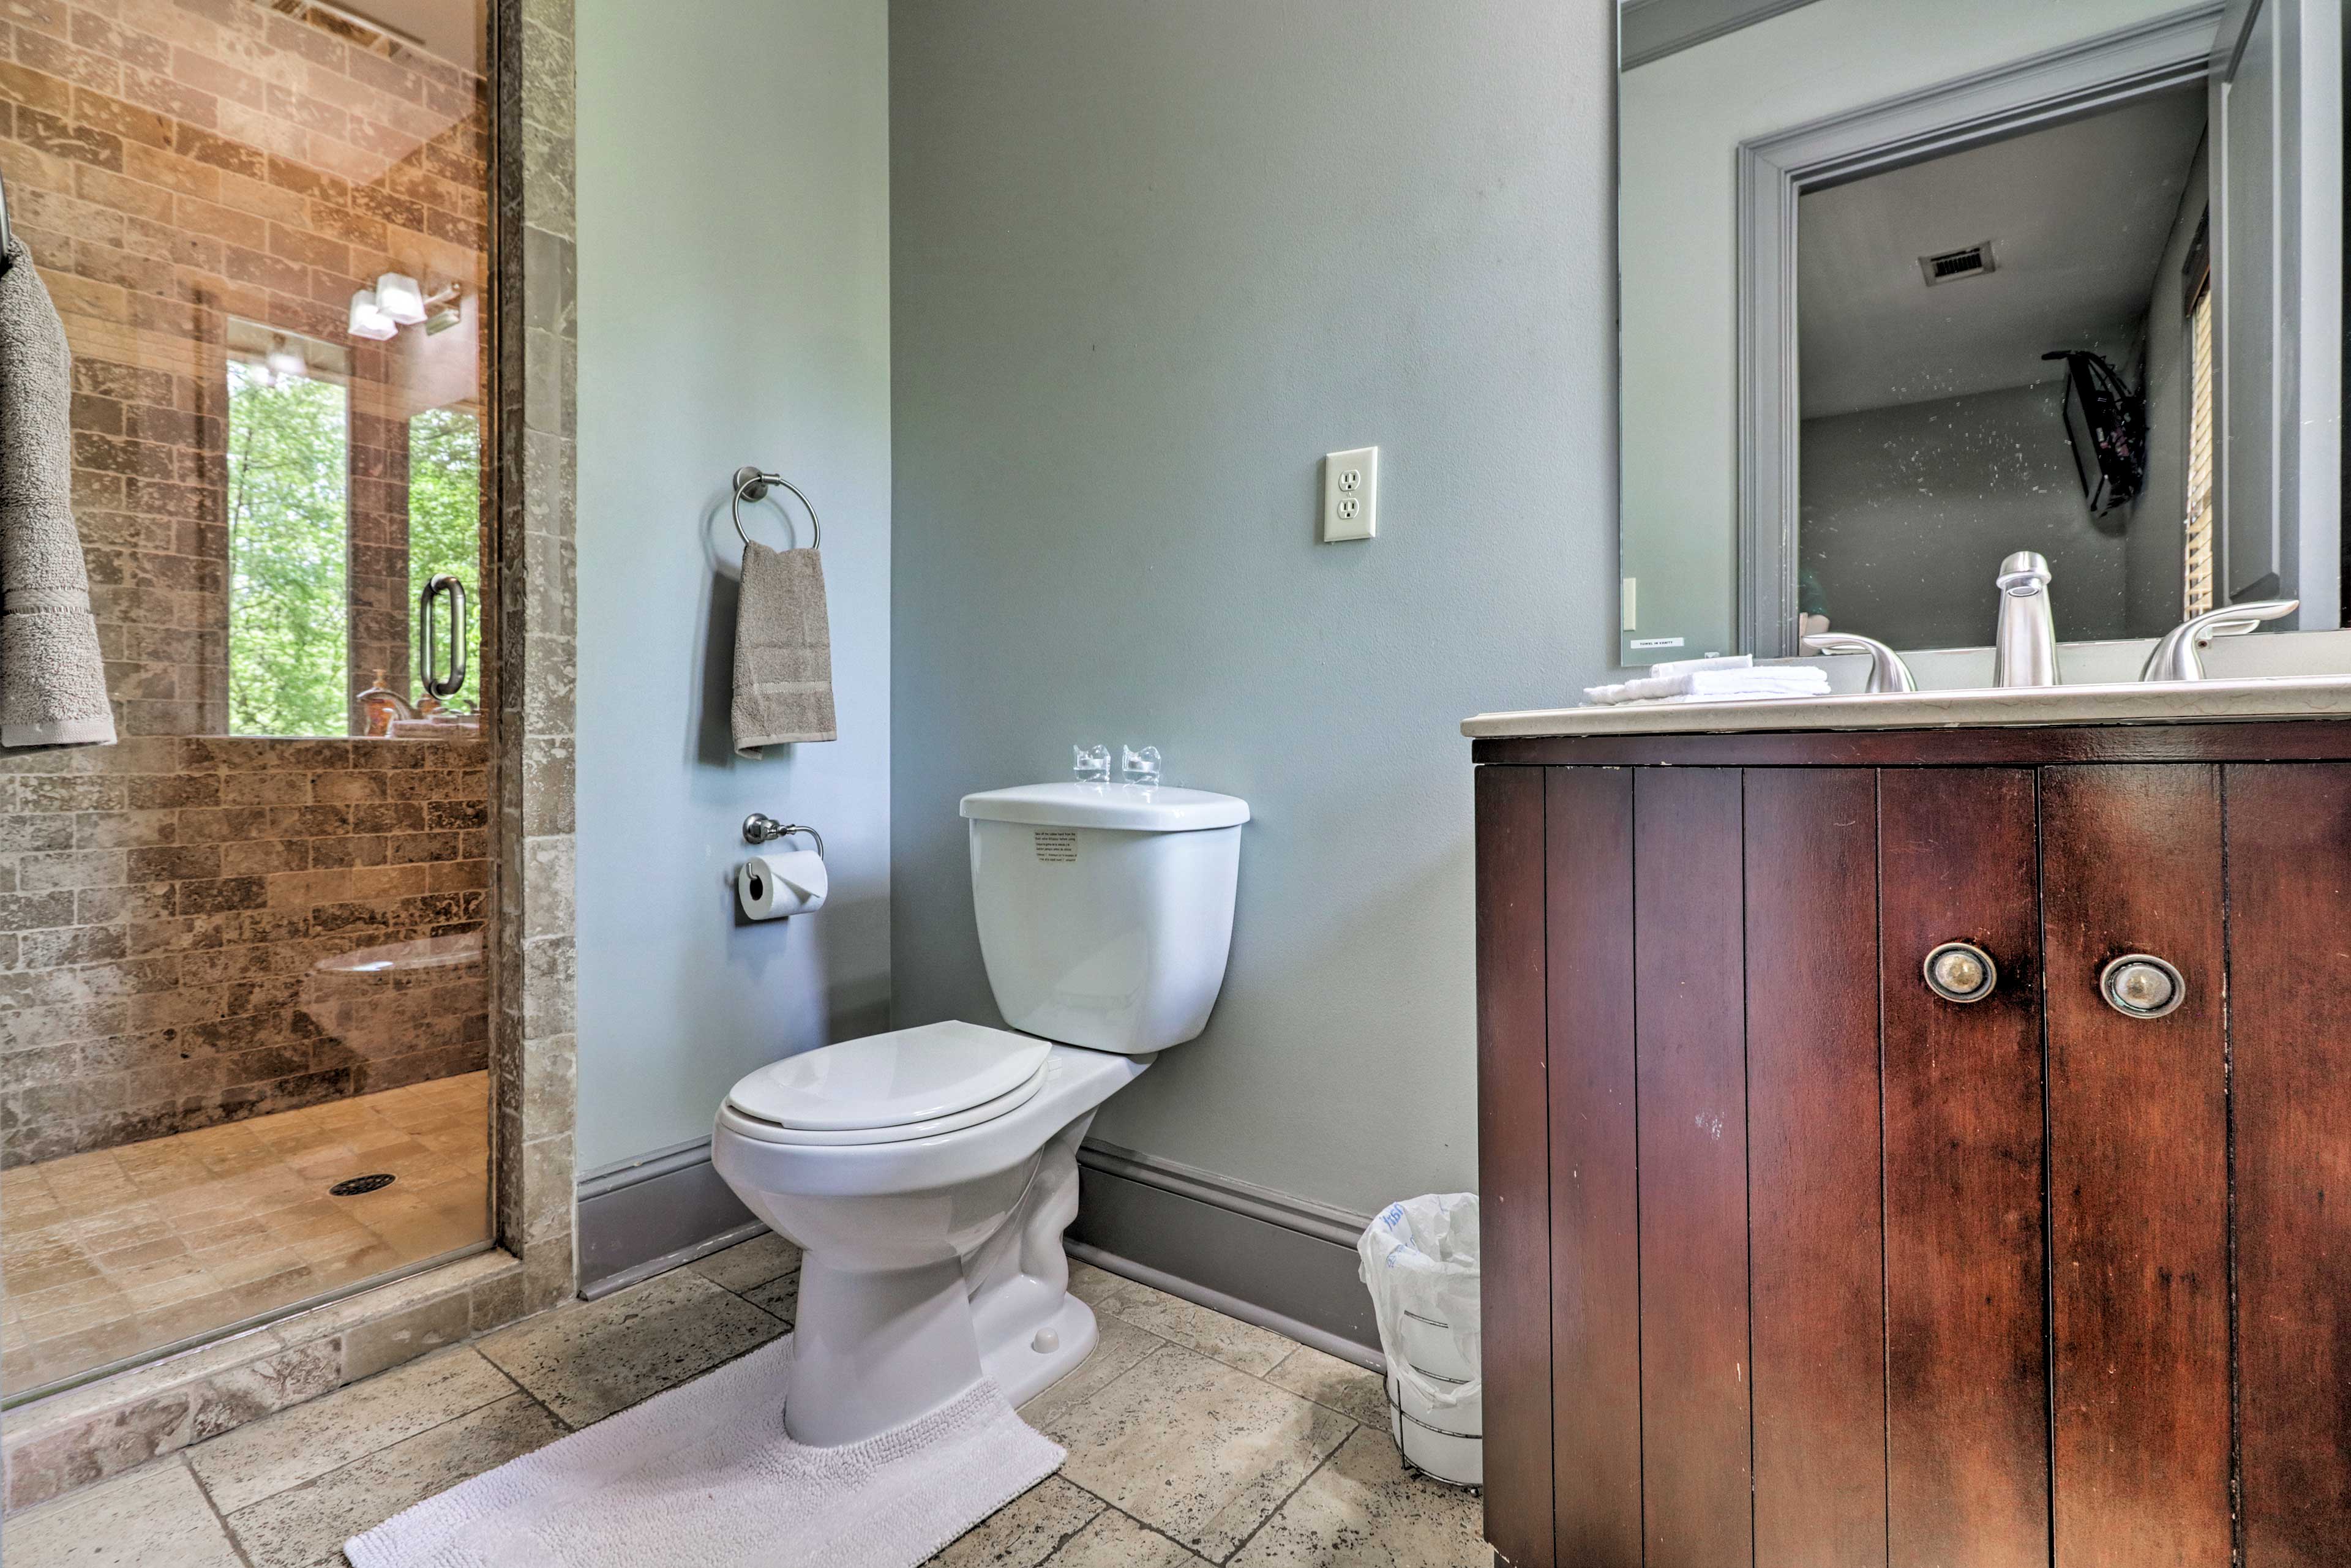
left=2139, top=599, right=2299, bottom=682
left=1801, top=632, right=1917, bottom=694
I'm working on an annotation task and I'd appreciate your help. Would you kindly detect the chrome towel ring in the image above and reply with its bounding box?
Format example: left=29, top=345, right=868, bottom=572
left=731, top=465, right=820, bottom=553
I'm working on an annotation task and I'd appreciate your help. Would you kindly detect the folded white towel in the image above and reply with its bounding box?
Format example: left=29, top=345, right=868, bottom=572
left=1651, top=655, right=1755, bottom=677
left=1584, top=654, right=1830, bottom=707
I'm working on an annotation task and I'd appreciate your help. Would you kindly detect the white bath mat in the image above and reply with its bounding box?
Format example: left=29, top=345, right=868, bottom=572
left=343, top=1335, right=1063, bottom=1568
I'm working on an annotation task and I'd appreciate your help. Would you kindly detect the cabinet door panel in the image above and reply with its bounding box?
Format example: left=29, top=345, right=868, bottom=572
left=1476, top=765, right=1553, bottom=1567
left=1545, top=768, right=1642, bottom=1568
left=1878, top=768, right=2049, bottom=1568
left=2227, top=764, right=2351, bottom=1568
left=1632, top=768, right=1752, bottom=1568
left=1745, top=768, right=1886, bottom=1568
left=2041, top=765, right=2230, bottom=1567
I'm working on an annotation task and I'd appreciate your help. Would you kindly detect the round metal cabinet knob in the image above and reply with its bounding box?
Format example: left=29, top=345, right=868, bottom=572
left=1924, top=942, right=1998, bottom=1003
left=2100, top=954, right=2186, bottom=1019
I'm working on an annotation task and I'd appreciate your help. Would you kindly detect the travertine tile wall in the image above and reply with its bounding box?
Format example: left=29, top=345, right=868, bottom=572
left=0, top=0, right=497, bottom=1157
left=490, top=0, right=576, bottom=1312
left=0, top=735, right=489, bottom=1169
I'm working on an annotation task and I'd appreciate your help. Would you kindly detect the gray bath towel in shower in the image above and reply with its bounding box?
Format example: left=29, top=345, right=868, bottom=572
left=731, top=539, right=835, bottom=756
left=0, top=235, right=114, bottom=749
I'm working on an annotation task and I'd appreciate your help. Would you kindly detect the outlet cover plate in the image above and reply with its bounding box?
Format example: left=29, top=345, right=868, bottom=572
left=1322, top=446, right=1378, bottom=542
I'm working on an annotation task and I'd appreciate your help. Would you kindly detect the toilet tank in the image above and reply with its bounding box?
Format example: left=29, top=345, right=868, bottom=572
left=961, top=782, right=1249, bottom=1054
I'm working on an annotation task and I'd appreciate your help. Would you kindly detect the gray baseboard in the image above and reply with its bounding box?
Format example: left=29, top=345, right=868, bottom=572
left=1069, top=1140, right=1380, bottom=1359
left=576, top=1138, right=760, bottom=1299
left=1068, top=1241, right=1382, bottom=1372
left=575, top=1130, right=1384, bottom=1361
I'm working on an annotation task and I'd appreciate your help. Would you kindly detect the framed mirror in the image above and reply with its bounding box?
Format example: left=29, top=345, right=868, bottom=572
left=1616, top=0, right=2343, bottom=666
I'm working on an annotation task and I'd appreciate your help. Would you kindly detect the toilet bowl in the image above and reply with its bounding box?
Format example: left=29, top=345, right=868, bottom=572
left=711, top=780, right=1248, bottom=1446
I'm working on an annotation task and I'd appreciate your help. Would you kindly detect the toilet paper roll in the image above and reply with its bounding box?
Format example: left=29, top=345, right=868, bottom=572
left=738, top=850, right=827, bottom=920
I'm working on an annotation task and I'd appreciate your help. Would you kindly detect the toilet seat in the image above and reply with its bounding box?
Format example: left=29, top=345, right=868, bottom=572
left=723, top=1021, right=1052, bottom=1147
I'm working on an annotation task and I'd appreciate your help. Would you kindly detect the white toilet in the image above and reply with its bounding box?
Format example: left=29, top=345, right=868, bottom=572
left=711, top=779, right=1249, bottom=1446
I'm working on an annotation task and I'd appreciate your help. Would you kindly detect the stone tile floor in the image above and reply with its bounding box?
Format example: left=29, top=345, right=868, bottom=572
left=1, top=1074, right=490, bottom=1400
left=1, top=1239, right=1485, bottom=1566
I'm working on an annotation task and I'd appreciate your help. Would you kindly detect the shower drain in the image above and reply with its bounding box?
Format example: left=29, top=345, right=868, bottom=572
left=329, top=1173, right=397, bottom=1196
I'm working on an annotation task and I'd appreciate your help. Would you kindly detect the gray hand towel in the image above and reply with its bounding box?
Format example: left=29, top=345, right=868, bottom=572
left=1, top=235, right=114, bottom=749
left=731, top=540, right=835, bottom=756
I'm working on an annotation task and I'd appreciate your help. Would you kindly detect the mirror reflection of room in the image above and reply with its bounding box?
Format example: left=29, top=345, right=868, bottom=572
left=1796, top=88, right=2209, bottom=650
left=1616, top=0, right=2342, bottom=668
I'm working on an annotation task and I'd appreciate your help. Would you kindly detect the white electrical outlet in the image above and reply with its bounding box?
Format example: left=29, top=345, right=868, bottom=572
left=1322, top=446, right=1378, bottom=542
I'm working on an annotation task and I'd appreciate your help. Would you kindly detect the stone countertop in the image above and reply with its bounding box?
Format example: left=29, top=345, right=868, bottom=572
left=1462, top=673, right=2351, bottom=738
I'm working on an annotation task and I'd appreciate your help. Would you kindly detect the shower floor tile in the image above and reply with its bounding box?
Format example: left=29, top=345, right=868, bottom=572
left=0, top=1073, right=489, bottom=1400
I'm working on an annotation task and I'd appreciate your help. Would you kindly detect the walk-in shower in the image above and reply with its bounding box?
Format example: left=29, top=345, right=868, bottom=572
left=1, top=0, right=497, bottom=1403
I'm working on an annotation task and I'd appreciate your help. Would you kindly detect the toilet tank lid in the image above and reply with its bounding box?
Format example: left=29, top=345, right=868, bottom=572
left=961, top=781, right=1250, bottom=832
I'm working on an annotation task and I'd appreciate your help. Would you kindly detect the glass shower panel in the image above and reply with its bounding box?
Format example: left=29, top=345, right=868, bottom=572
left=0, top=0, right=495, bottom=1404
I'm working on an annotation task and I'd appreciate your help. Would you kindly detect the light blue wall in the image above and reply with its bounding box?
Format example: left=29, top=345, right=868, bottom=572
left=887, top=0, right=1619, bottom=1212
left=574, top=0, right=891, bottom=1174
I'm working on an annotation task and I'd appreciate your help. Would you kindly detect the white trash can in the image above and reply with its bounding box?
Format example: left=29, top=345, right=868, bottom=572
left=1358, top=1193, right=1482, bottom=1489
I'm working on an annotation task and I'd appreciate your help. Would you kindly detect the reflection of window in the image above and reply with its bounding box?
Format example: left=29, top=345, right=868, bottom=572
left=2183, top=226, right=2216, bottom=620
left=226, top=342, right=350, bottom=737
left=407, top=407, right=482, bottom=707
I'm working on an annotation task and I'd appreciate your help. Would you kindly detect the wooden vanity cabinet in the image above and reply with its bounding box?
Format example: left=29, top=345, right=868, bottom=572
left=1472, top=722, right=2351, bottom=1568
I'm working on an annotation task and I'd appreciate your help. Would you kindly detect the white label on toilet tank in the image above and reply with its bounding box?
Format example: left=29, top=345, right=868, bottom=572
left=1032, top=830, right=1078, bottom=865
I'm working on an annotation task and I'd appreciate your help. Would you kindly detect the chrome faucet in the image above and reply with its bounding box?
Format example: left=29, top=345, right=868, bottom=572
left=1801, top=632, right=1916, bottom=693
left=2140, top=599, right=2299, bottom=681
left=1992, top=551, right=2060, bottom=687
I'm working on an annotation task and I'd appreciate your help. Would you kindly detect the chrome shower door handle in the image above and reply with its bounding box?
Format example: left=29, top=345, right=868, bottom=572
left=419, top=573, right=467, bottom=699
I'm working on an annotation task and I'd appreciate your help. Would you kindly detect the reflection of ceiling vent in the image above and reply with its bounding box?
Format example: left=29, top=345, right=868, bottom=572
left=1919, top=242, right=1997, bottom=286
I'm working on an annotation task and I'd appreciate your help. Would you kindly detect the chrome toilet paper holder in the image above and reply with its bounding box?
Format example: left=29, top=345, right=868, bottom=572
left=744, top=814, right=823, bottom=857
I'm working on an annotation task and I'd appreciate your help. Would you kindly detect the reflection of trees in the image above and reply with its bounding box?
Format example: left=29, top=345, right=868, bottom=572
left=408, top=406, right=482, bottom=707
left=227, top=359, right=349, bottom=737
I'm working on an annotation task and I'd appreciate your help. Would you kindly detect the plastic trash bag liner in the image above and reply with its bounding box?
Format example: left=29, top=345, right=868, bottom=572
left=1357, top=1191, right=1480, bottom=1414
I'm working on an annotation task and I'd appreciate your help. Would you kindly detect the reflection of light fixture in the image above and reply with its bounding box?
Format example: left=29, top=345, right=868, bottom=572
left=264, top=334, right=306, bottom=378
left=349, top=288, right=398, bottom=340
left=423, top=282, right=464, bottom=335
left=375, top=272, right=426, bottom=325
